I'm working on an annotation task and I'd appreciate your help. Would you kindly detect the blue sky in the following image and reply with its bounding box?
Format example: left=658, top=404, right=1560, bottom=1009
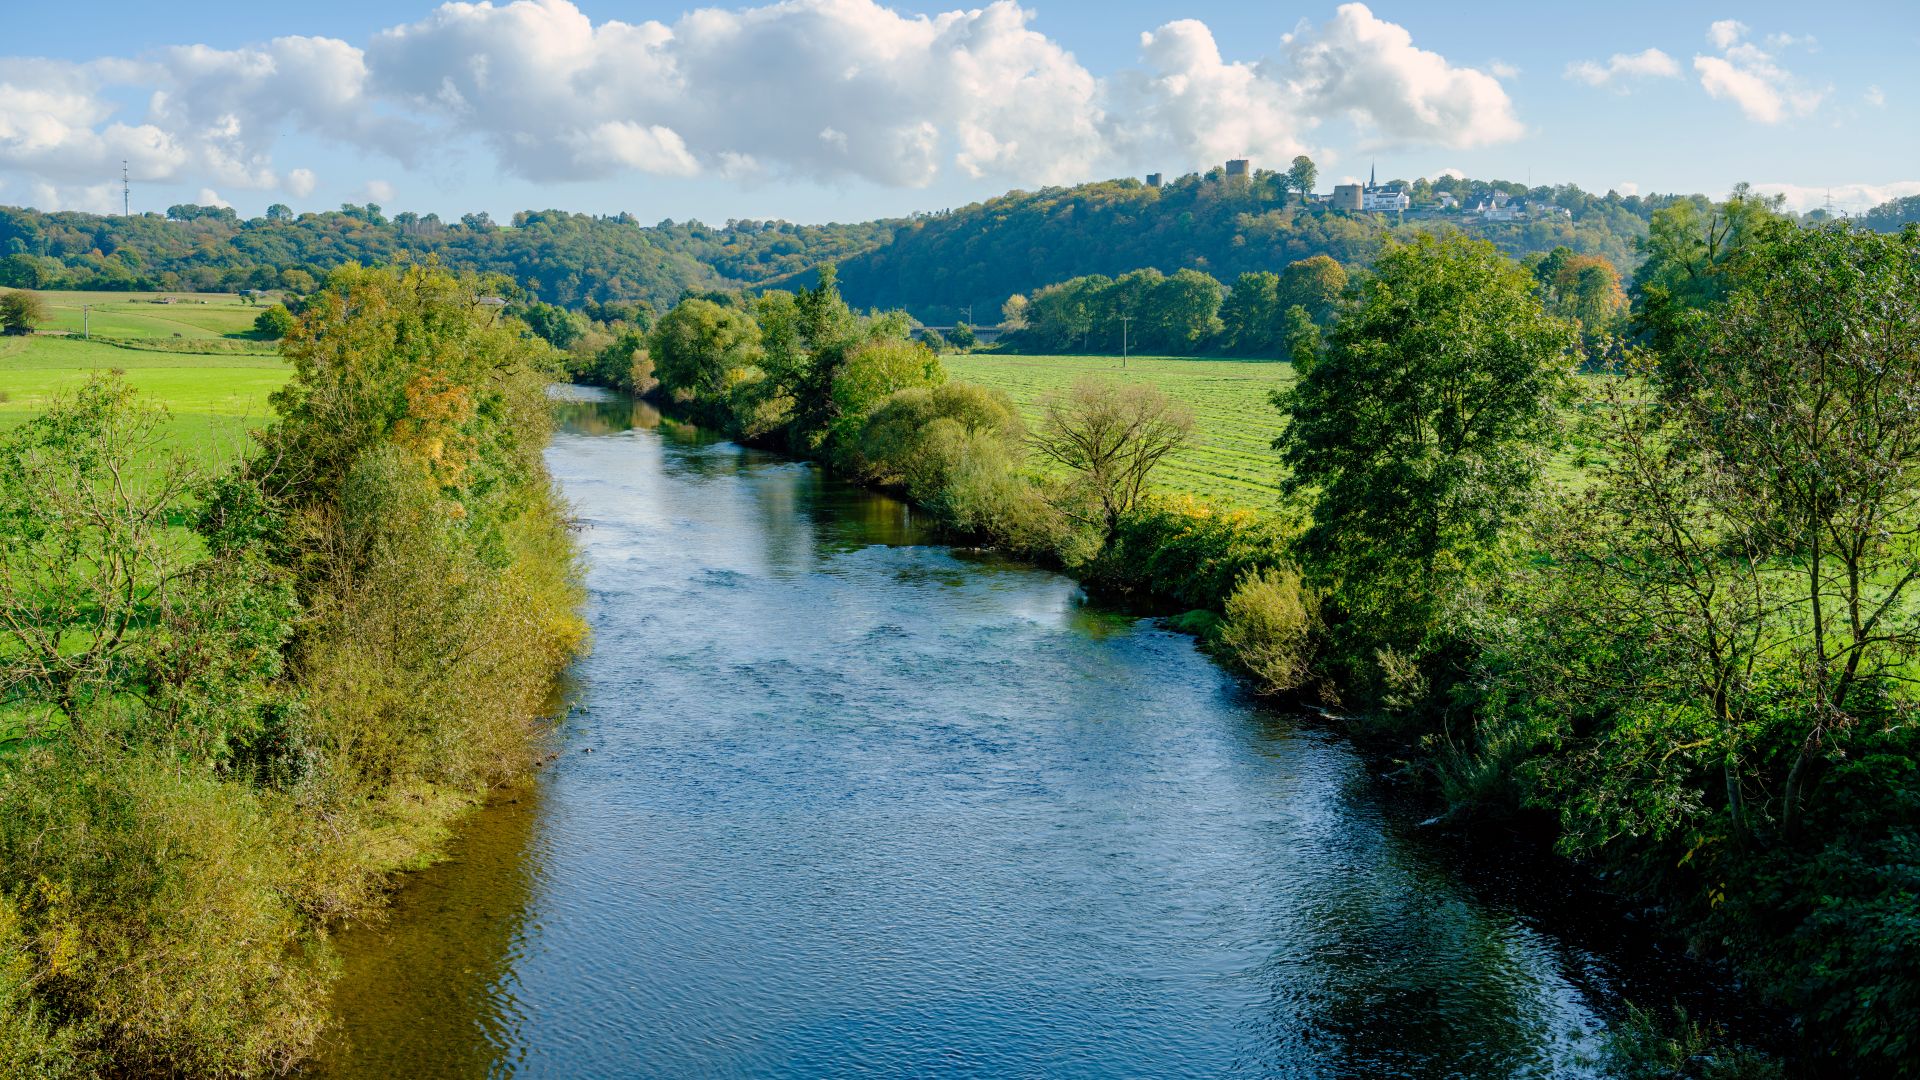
left=3, top=0, right=1915, bottom=223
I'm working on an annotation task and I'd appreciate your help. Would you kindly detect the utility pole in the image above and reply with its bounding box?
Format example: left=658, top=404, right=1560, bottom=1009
left=82, top=305, right=90, bottom=340
left=1118, top=314, right=1132, bottom=369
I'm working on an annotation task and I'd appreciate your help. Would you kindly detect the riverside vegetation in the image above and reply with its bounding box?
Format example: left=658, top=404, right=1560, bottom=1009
left=606, top=205, right=1920, bottom=1076
left=0, top=264, right=585, bottom=1074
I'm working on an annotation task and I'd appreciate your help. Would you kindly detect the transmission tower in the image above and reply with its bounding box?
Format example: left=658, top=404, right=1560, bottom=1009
left=122, top=160, right=130, bottom=217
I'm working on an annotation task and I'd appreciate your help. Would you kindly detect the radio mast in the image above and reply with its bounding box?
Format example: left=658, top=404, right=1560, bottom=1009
left=122, top=160, right=130, bottom=217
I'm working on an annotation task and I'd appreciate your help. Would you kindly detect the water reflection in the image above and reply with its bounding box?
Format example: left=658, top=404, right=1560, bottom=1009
left=317, top=389, right=1702, bottom=1077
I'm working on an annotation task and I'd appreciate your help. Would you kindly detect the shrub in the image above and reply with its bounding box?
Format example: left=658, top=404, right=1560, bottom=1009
left=0, top=744, right=330, bottom=1074
left=252, top=304, right=295, bottom=339
left=1218, top=567, right=1317, bottom=692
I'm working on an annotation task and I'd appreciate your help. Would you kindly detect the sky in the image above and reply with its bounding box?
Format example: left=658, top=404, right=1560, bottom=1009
left=2, top=0, right=1916, bottom=224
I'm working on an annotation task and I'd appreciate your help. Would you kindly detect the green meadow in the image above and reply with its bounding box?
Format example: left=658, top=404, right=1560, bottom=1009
left=946, top=354, right=1295, bottom=509
left=0, top=292, right=289, bottom=466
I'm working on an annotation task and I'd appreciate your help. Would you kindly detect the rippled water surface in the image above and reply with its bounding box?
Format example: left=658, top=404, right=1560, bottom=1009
left=317, top=390, right=1674, bottom=1077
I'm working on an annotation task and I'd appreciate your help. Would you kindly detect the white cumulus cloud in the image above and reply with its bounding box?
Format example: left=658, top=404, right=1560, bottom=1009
left=1116, top=3, right=1521, bottom=165
left=0, top=0, right=1524, bottom=199
left=1565, top=48, right=1680, bottom=88
left=1693, top=20, right=1824, bottom=123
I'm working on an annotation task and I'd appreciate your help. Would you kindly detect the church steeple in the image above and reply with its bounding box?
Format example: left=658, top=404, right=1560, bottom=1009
left=1369, top=162, right=1376, bottom=188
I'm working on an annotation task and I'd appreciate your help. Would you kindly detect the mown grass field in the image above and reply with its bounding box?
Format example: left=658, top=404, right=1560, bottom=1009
left=35, top=289, right=274, bottom=340
left=0, top=291, right=289, bottom=466
left=947, top=353, right=1295, bottom=509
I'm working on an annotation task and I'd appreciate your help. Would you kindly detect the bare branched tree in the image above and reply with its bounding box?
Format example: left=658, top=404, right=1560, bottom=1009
left=1031, top=377, right=1192, bottom=546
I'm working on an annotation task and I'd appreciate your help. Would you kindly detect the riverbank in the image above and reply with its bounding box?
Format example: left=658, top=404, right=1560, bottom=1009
left=0, top=266, right=585, bottom=1075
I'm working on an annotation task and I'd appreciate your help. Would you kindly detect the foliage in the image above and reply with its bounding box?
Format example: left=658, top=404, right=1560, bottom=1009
left=0, top=263, right=585, bottom=1074
left=0, top=204, right=895, bottom=310
left=1628, top=186, right=1784, bottom=361
left=1218, top=566, right=1317, bottom=693
left=1276, top=232, right=1575, bottom=659
left=252, top=303, right=295, bottom=339
left=831, top=172, right=1662, bottom=324
left=1, top=289, right=49, bottom=335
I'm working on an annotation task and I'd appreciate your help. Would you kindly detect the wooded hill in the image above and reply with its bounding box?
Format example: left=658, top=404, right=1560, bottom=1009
left=6, top=170, right=1904, bottom=321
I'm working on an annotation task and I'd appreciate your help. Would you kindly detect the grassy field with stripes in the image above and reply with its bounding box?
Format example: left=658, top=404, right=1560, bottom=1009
left=945, top=354, right=1294, bottom=509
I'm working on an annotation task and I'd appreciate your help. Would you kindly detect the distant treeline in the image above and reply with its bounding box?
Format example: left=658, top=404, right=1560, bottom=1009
left=0, top=203, right=894, bottom=309
left=1002, top=246, right=1624, bottom=359
left=9, top=172, right=1904, bottom=323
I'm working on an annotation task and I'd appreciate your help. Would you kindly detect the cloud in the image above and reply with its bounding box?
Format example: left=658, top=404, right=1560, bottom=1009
left=1707, top=20, right=1747, bottom=50
left=1752, top=180, right=1920, bottom=215
left=1288, top=4, right=1522, bottom=147
left=1866, top=86, right=1886, bottom=108
left=0, top=0, right=1518, bottom=198
left=363, top=0, right=1105, bottom=187
left=363, top=179, right=394, bottom=202
left=1693, top=20, right=1824, bottom=123
left=1564, top=48, right=1680, bottom=88
left=1118, top=4, right=1520, bottom=164
left=196, top=187, right=231, bottom=208
left=1615, top=181, right=1640, bottom=196
left=1487, top=60, right=1519, bottom=79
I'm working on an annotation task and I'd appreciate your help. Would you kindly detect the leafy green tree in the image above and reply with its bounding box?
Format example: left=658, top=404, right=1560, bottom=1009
left=252, top=304, right=295, bottom=339
left=948, top=321, right=977, bottom=349
left=1275, top=233, right=1575, bottom=652
left=1220, top=271, right=1281, bottom=355
left=1151, top=268, right=1225, bottom=350
left=0, top=374, right=197, bottom=728
left=1629, top=185, right=1784, bottom=359
left=1033, top=378, right=1194, bottom=547
left=517, top=301, right=585, bottom=350
left=265, top=203, right=294, bottom=223
left=1287, top=155, right=1319, bottom=202
left=0, top=289, right=47, bottom=335
left=1278, top=254, right=1346, bottom=324
left=649, top=297, right=762, bottom=410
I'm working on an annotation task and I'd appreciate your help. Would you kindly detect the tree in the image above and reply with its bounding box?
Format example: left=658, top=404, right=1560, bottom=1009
left=0, top=289, right=48, bottom=335
left=1220, top=271, right=1281, bottom=355
left=252, top=304, right=295, bottom=340
left=1671, top=223, right=1920, bottom=827
left=0, top=373, right=197, bottom=727
left=948, top=321, right=977, bottom=349
left=1150, top=268, right=1225, bottom=350
left=1287, top=155, right=1319, bottom=203
left=1278, top=255, right=1346, bottom=324
left=1629, top=185, right=1783, bottom=360
left=1275, top=233, right=1575, bottom=649
left=1032, top=378, right=1193, bottom=546
left=1000, top=293, right=1029, bottom=330
left=648, top=298, right=762, bottom=409
left=265, top=203, right=294, bottom=223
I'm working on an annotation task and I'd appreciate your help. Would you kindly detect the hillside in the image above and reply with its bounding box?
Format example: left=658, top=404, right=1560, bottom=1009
left=833, top=169, right=1670, bottom=322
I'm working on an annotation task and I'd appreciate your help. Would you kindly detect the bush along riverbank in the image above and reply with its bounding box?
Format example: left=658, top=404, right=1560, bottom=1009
left=0, top=263, right=586, bottom=1075
left=613, top=227, right=1920, bottom=1077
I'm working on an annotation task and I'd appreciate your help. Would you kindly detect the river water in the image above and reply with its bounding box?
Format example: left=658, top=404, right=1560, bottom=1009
left=314, top=389, right=1702, bottom=1078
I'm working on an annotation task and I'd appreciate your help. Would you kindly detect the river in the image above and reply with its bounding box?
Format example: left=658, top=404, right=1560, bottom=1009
left=313, top=387, right=1714, bottom=1078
